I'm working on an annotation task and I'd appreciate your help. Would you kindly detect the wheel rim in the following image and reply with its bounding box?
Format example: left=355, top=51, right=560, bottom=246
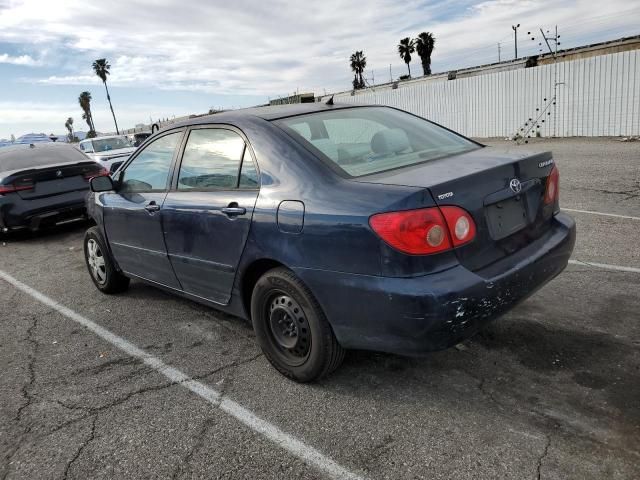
left=267, top=293, right=311, bottom=365
left=86, top=239, right=107, bottom=285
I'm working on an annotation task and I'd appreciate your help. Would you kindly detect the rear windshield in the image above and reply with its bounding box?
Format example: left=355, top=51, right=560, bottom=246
left=0, top=144, right=89, bottom=172
left=275, top=107, right=479, bottom=177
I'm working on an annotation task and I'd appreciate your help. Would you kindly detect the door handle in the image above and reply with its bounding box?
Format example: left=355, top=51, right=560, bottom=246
left=144, top=201, right=160, bottom=213
left=221, top=203, right=246, bottom=216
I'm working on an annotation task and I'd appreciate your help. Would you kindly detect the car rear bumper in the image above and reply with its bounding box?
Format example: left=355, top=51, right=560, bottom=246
left=294, top=212, right=576, bottom=355
left=0, top=190, right=88, bottom=232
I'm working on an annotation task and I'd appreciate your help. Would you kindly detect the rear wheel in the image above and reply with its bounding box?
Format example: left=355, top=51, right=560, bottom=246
left=84, top=227, right=129, bottom=294
left=251, top=267, right=345, bottom=382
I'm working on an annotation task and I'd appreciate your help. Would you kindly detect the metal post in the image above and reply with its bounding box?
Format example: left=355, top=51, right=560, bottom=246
left=512, top=24, right=520, bottom=59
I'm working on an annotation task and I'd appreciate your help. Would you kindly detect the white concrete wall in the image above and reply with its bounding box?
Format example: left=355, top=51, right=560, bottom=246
left=321, top=50, right=640, bottom=138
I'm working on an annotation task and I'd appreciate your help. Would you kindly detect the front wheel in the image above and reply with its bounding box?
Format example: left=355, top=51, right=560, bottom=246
left=251, top=267, right=345, bottom=382
left=84, top=227, right=129, bottom=294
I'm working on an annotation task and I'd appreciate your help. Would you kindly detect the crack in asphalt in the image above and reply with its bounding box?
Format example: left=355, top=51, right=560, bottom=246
left=62, top=414, right=98, bottom=480
left=16, top=315, right=38, bottom=422
left=536, top=433, right=552, bottom=480
left=171, top=417, right=217, bottom=480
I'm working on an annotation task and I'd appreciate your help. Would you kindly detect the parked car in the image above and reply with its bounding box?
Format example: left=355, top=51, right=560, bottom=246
left=0, top=143, right=107, bottom=232
left=79, top=135, right=137, bottom=173
left=84, top=103, right=576, bottom=382
left=127, top=132, right=152, bottom=147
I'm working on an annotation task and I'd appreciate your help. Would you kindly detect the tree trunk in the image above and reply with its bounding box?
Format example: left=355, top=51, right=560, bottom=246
left=103, top=81, right=119, bottom=135
left=407, top=62, right=411, bottom=77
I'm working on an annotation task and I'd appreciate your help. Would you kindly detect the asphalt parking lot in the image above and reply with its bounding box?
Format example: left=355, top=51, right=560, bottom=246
left=1, top=138, right=638, bottom=479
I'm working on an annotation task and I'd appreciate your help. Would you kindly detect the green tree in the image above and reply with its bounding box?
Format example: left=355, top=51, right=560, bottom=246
left=349, top=50, right=367, bottom=89
left=415, top=32, right=436, bottom=76
left=92, top=59, right=119, bottom=134
left=64, top=117, right=74, bottom=142
left=397, top=37, right=415, bottom=77
left=78, top=91, right=96, bottom=134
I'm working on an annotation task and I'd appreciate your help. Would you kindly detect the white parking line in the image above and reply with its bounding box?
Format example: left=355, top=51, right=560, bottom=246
left=564, top=208, right=640, bottom=221
left=0, top=270, right=366, bottom=480
left=569, top=259, right=640, bottom=274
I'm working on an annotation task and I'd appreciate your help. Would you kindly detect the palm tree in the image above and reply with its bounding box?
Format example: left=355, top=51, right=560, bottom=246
left=78, top=91, right=95, bottom=134
left=397, top=37, right=415, bottom=77
left=349, top=51, right=367, bottom=89
left=92, top=58, right=119, bottom=134
left=64, top=117, right=74, bottom=142
left=415, top=32, right=436, bottom=76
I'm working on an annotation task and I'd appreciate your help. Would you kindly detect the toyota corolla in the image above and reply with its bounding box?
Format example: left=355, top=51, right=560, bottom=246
left=85, top=103, right=576, bottom=382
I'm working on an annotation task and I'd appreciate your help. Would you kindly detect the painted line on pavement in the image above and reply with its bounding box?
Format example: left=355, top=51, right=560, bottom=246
left=564, top=208, right=640, bottom=221
left=0, top=269, right=366, bottom=480
left=569, top=259, right=640, bottom=274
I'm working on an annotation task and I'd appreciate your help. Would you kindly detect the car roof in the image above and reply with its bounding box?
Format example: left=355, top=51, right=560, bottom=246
left=169, top=102, right=373, bottom=129
left=84, top=135, right=127, bottom=141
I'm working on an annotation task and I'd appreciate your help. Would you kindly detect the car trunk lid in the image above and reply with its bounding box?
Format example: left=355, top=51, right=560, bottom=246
left=12, top=161, right=105, bottom=200
left=355, top=146, right=557, bottom=271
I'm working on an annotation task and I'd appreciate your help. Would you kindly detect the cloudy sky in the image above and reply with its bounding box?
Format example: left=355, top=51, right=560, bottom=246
left=1, top=0, right=639, bottom=139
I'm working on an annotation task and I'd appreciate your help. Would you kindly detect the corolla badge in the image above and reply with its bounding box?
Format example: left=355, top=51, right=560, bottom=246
left=509, top=178, right=522, bottom=193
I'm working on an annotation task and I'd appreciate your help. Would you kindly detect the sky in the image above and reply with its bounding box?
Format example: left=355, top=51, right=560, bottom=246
left=0, top=0, right=639, bottom=139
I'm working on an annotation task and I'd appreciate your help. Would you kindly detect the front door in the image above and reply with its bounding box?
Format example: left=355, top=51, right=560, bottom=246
left=162, top=127, right=260, bottom=304
left=102, top=130, right=184, bottom=288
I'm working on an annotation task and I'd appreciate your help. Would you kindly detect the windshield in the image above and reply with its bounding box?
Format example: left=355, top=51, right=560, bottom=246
left=92, top=137, right=132, bottom=153
left=276, top=107, right=479, bottom=177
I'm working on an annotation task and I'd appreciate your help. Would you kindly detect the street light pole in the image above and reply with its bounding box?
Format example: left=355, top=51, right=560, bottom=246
left=512, top=24, right=520, bottom=59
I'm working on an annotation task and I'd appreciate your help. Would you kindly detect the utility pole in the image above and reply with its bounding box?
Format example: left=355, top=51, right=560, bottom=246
left=512, top=24, right=520, bottom=59
left=498, top=43, right=502, bottom=62
left=389, top=64, right=393, bottom=83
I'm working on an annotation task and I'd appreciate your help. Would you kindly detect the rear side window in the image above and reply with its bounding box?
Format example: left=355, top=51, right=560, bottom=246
left=178, top=129, right=256, bottom=190
left=276, top=107, right=479, bottom=177
left=121, top=132, right=182, bottom=192
left=239, top=149, right=259, bottom=188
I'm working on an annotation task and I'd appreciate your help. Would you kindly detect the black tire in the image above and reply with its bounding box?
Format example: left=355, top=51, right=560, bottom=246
left=251, top=267, right=345, bottom=382
left=84, top=226, right=130, bottom=294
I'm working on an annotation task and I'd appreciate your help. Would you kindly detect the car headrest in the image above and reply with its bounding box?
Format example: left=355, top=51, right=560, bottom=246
left=371, top=128, right=410, bottom=154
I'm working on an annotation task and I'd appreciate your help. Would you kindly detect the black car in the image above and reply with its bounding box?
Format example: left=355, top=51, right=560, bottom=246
left=85, top=103, right=575, bottom=382
left=0, top=143, right=107, bottom=232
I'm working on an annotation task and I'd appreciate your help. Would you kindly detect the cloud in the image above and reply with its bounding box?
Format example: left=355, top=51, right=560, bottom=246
left=1, top=0, right=639, bottom=137
left=0, top=53, right=39, bottom=65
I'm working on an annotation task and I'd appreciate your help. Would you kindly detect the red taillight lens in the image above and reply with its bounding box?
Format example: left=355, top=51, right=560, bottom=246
left=0, top=180, right=34, bottom=195
left=370, top=206, right=476, bottom=255
left=370, top=207, right=453, bottom=255
left=84, top=167, right=109, bottom=181
left=544, top=165, right=559, bottom=205
left=440, top=206, right=477, bottom=247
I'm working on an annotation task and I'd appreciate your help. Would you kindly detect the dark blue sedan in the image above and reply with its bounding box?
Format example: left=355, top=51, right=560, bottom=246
left=85, top=103, right=576, bottom=382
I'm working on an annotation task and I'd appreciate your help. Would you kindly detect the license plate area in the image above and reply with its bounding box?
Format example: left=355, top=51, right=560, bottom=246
left=485, top=196, right=528, bottom=240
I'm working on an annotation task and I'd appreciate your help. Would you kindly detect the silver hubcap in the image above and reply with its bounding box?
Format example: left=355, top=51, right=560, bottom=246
left=87, top=239, right=107, bottom=285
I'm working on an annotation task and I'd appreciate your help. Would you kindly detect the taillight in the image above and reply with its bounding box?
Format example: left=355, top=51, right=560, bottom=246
left=369, top=206, right=476, bottom=255
left=0, top=179, right=34, bottom=195
left=84, top=167, right=109, bottom=181
left=439, top=206, right=476, bottom=247
left=544, top=165, right=559, bottom=205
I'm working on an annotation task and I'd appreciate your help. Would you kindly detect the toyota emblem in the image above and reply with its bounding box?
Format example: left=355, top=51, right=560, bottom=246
left=56, top=170, right=63, bottom=178
left=509, top=178, right=522, bottom=193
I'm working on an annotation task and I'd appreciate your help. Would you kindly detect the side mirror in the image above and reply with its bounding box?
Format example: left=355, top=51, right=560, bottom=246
left=90, top=175, right=115, bottom=192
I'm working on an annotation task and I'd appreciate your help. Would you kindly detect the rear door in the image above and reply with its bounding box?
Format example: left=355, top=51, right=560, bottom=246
left=102, top=129, right=184, bottom=288
left=162, top=126, right=260, bottom=304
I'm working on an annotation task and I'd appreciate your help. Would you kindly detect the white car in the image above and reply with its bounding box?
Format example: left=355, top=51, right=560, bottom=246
left=78, top=136, right=137, bottom=172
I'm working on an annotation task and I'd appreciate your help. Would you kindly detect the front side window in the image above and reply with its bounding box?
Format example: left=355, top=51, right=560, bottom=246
left=276, top=107, right=479, bottom=177
left=79, top=141, right=93, bottom=153
left=120, top=132, right=182, bottom=192
left=177, top=129, right=246, bottom=190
